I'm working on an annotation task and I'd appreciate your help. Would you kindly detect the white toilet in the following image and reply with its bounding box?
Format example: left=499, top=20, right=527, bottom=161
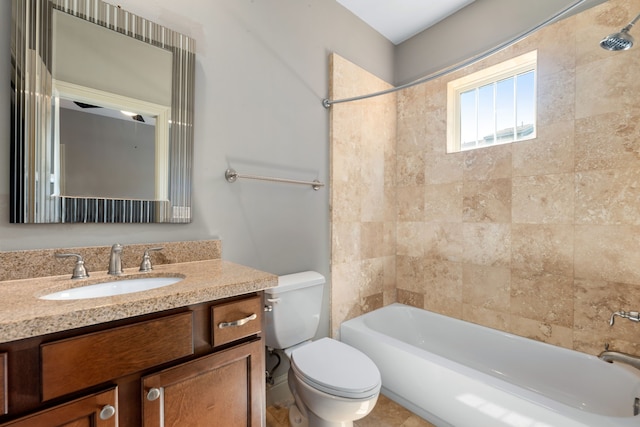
left=264, top=271, right=381, bottom=427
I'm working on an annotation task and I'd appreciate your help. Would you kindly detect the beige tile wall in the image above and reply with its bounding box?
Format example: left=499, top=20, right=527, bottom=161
left=330, top=0, right=640, bottom=355
left=329, top=54, right=398, bottom=337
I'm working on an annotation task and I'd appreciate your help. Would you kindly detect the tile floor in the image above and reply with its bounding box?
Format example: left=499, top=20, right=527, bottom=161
left=266, top=394, right=436, bottom=427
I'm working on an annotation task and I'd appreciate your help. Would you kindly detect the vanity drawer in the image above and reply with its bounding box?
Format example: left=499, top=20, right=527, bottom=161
left=0, top=387, right=118, bottom=427
left=41, top=312, right=194, bottom=401
left=212, top=295, right=262, bottom=347
left=0, top=353, right=6, bottom=415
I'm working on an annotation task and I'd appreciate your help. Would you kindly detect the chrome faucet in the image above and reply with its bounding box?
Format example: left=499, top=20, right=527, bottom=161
left=599, top=344, right=640, bottom=371
left=108, top=243, right=124, bottom=275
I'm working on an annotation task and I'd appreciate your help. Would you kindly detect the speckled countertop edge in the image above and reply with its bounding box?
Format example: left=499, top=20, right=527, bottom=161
left=0, top=259, right=277, bottom=344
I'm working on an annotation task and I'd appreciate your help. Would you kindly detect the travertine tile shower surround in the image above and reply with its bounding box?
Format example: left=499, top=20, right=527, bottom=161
left=330, top=0, right=640, bottom=356
left=329, top=55, right=398, bottom=337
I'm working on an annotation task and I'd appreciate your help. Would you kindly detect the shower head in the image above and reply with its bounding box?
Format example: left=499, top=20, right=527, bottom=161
left=600, top=29, right=634, bottom=51
left=601, top=12, right=640, bottom=51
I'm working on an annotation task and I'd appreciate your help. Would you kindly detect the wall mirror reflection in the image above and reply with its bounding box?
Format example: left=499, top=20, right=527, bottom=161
left=10, top=0, right=195, bottom=223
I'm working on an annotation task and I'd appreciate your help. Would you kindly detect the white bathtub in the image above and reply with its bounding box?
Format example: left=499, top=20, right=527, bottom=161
left=340, top=303, right=640, bottom=427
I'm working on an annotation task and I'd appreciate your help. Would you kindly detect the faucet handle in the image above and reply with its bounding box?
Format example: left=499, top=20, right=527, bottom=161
left=55, top=253, right=89, bottom=279
left=139, top=247, right=164, bottom=272
left=610, top=310, right=640, bottom=326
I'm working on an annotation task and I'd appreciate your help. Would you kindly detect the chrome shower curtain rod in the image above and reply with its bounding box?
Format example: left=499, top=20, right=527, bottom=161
left=322, top=0, right=586, bottom=108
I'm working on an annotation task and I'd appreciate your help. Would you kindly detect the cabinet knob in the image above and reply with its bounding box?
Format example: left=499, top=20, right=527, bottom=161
left=99, top=404, right=116, bottom=420
left=147, top=387, right=162, bottom=401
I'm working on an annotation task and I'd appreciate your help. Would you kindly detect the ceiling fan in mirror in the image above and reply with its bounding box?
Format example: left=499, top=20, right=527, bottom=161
left=70, top=100, right=147, bottom=123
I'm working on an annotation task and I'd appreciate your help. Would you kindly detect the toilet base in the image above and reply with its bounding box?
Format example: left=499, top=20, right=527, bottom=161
left=289, top=403, right=354, bottom=427
left=306, top=409, right=354, bottom=427
left=289, top=404, right=308, bottom=427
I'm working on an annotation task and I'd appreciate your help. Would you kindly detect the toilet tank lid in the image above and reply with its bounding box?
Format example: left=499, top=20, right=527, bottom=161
left=265, top=271, right=325, bottom=296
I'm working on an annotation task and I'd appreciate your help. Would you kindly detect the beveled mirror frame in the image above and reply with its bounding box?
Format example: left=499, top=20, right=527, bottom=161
left=10, top=0, right=195, bottom=223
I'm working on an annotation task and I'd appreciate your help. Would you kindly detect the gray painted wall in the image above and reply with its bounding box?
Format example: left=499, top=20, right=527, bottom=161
left=1, top=0, right=393, bottom=253
left=0, top=0, right=393, bottom=339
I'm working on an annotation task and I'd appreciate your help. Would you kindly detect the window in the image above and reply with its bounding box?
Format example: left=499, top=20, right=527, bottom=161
left=447, top=51, right=537, bottom=153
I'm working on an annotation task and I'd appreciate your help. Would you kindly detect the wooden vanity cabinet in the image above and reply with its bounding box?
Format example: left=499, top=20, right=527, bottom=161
left=0, top=292, right=265, bottom=427
left=0, top=353, right=6, bottom=416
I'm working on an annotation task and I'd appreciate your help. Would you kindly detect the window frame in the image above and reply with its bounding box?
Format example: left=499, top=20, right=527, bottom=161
left=446, top=50, right=538, bottom=153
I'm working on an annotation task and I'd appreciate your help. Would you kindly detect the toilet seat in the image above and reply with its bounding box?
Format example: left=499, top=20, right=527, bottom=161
left=290, top=337, right=381, bottom=399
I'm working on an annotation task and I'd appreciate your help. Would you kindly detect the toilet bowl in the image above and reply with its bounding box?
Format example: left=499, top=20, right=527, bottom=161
left=264, top=272, right=381, bottom=427
left=287, top=338, right=381, bottom=427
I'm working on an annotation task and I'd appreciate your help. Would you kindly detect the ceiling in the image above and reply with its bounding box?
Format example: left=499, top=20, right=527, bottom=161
left=335, top=0, right=477, bottom=45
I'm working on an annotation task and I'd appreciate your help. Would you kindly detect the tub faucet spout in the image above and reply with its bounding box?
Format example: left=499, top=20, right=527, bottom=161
left=599, top=347, right=640, bottom=371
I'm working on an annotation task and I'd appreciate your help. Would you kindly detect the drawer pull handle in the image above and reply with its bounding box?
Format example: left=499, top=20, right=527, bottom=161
left=218, top=313, right=257, bottom=329
left=99, top=404, right=116, bottom=420
left=147, top=388, right=161, bottom=401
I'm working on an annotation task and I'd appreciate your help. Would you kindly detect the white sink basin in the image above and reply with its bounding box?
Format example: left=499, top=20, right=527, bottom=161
left=40, top=277, right=183, bottom=300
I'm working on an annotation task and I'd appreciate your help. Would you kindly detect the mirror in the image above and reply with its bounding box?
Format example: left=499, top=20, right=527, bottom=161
left=10, top=0, right=195, bottom=223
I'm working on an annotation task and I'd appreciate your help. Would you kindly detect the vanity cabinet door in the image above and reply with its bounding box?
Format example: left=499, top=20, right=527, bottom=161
left=142, top=338, right=265, bottom=427
left=0, top=387, right=117, bottom=427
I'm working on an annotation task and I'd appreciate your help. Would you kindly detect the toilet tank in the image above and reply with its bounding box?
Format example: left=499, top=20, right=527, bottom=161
left=264, top=271, right=325, bottom=350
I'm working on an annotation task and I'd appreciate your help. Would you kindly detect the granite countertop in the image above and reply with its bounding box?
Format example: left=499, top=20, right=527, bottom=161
left=0, top=259, right=277, bottom=344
